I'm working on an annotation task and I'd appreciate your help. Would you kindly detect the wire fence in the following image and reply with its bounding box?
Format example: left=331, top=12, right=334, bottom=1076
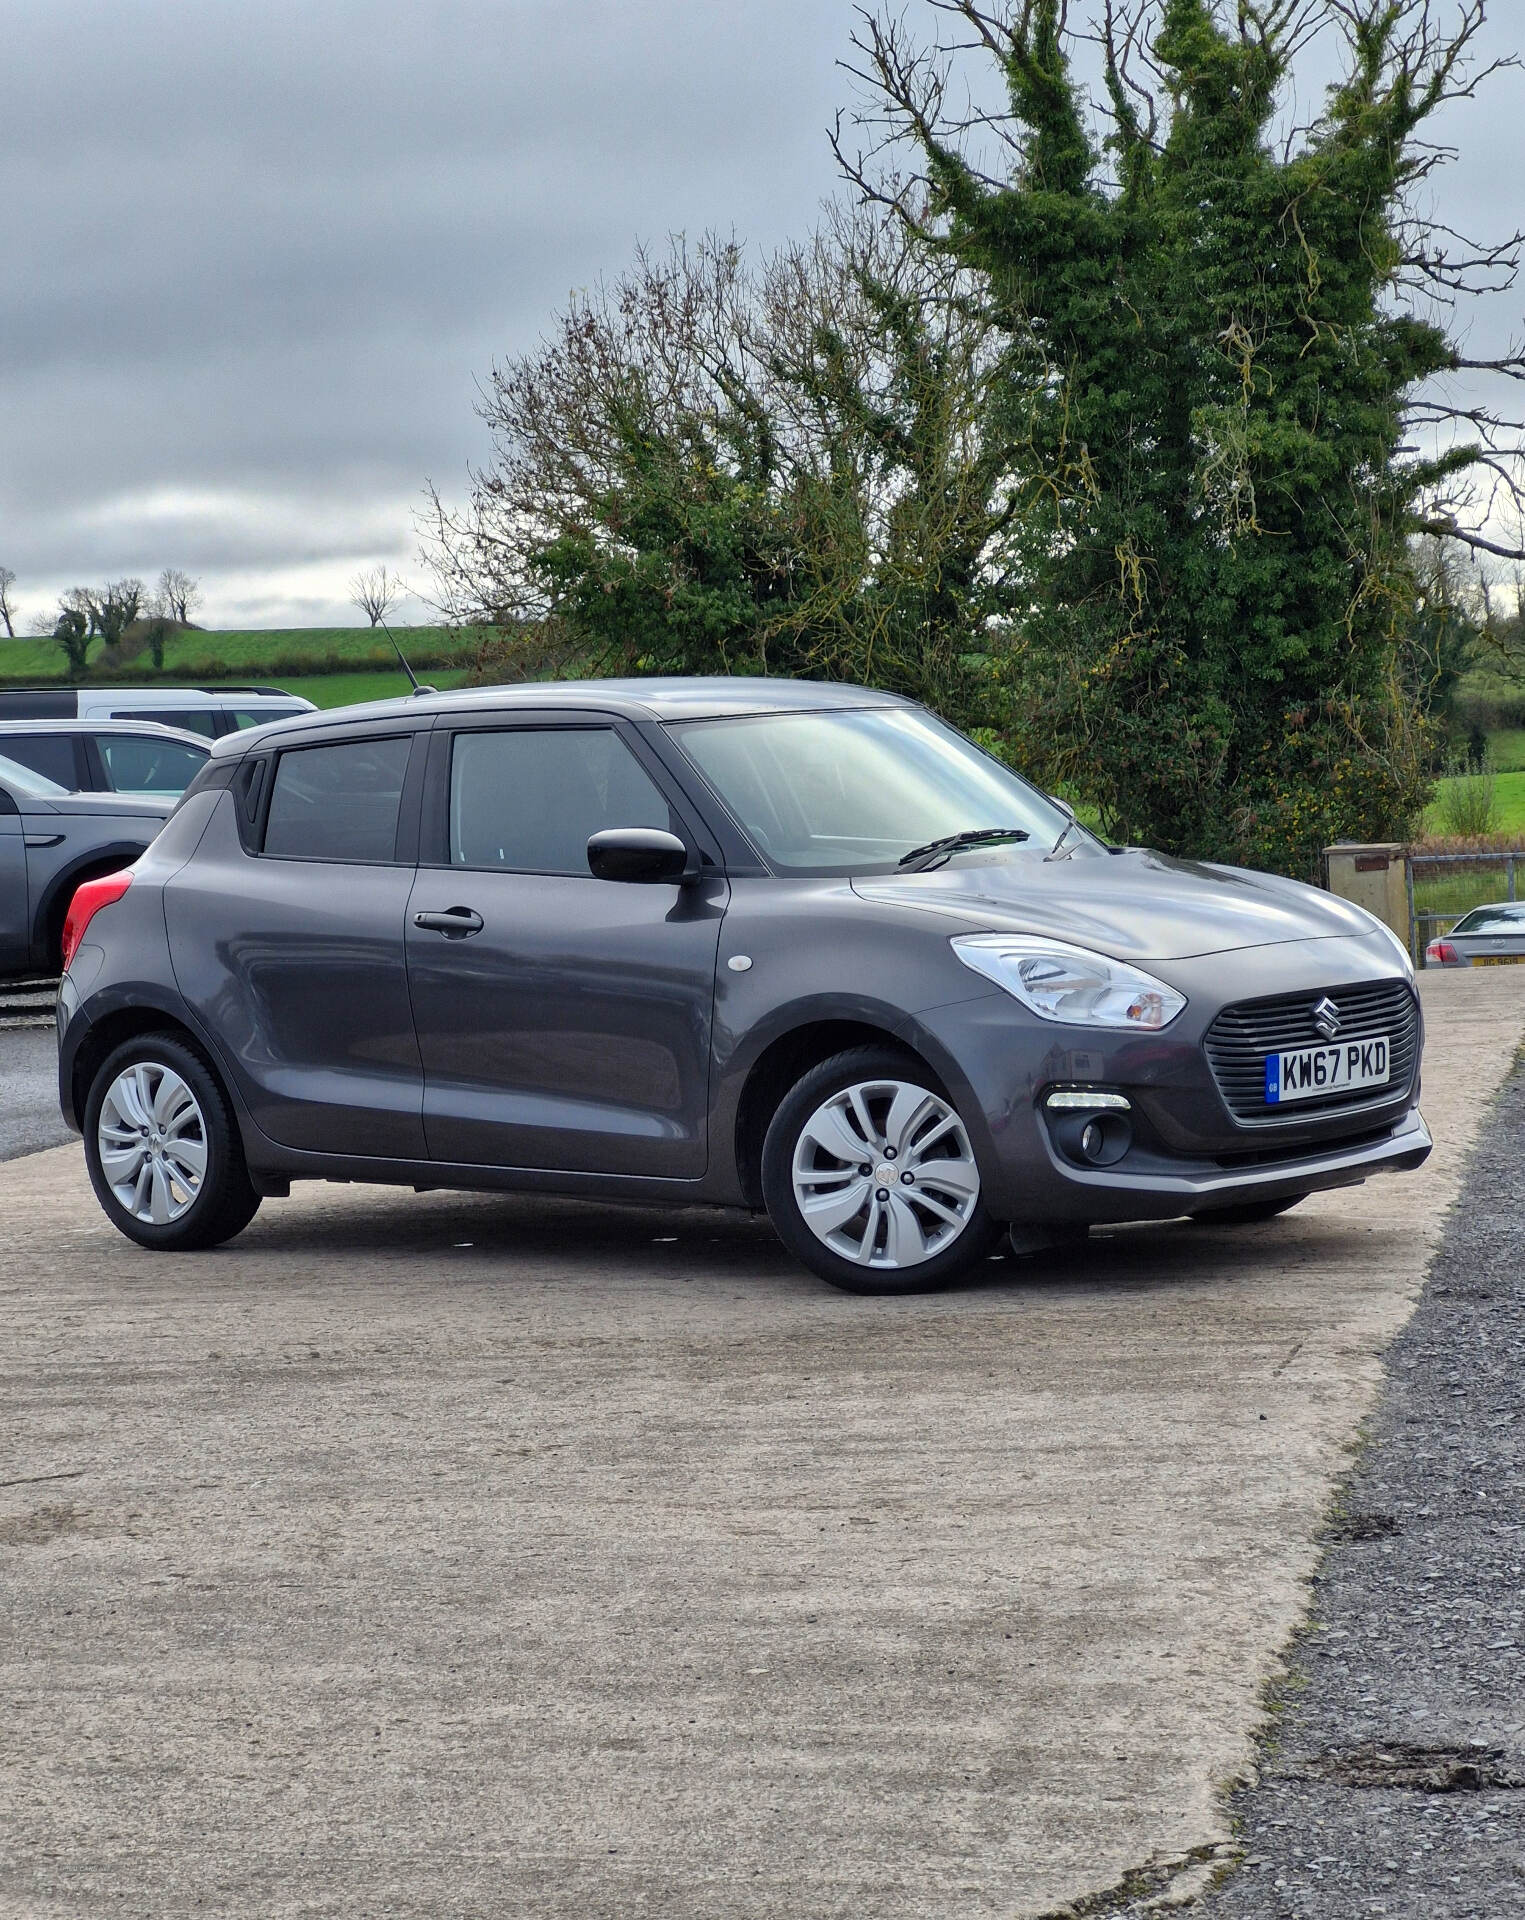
left=1407, top=852, right=1522, bottom=960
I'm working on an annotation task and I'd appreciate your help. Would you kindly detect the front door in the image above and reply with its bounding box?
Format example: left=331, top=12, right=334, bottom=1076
left=406, top=722, right=725, bottom=1176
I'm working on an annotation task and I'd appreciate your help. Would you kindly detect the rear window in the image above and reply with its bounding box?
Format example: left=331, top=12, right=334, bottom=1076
left=113, top=708, right=219, bottom=738
left=1453, top=904, right=1525, bottom=933
left=263, top=736, right=412, bottom=863
left=0, top=733, right=80, bottom=789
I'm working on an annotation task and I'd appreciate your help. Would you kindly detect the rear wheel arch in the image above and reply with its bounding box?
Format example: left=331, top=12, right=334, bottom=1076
left=36, top=845, right=152, bottom=969
left=71, top=1008, right=208, bottom=1131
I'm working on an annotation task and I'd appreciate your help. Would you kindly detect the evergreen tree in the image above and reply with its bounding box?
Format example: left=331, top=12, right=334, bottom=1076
left=845, top=0, right=1525, bottom=870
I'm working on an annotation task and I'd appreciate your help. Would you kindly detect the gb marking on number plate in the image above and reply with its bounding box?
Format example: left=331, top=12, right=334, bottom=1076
left=1265, top=1036, right=1390, bottom=1106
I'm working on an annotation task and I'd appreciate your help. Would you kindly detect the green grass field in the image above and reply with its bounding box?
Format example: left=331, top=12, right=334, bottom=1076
left=1425, top=767, right=1525, bottom=837
left=282, top=667, right=476, bottom=708
left=0, top=625, right=483, bottom=684
left=1486, top=728, right=1525, bottom=773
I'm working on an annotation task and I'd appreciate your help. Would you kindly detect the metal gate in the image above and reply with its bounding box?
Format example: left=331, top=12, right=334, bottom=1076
left=1406, top=850, right=1523, bottom=960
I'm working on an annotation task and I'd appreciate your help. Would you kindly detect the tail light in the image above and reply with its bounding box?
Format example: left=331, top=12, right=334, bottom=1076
left=1424, top=939, right=1459, bottom=966
left=61, top=870, right=133, bottom=972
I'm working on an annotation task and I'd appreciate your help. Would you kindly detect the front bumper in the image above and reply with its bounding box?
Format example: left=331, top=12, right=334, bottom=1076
left=1029, top=1103, right=1431, bottom=1223
left=911, top=936, right=1430, bottom=1225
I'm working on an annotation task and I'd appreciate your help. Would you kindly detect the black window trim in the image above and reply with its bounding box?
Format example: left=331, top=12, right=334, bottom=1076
left=417, top=710, right=717, bottom=877
left=255, top=726, right=429, bottom=867
left=0, top=730, right=92, bottom=793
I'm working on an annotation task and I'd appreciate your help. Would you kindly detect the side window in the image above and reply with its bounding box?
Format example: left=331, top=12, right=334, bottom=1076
left=0, top=733, right=81, bottom=789
left=231, top=707, right=305, bottom=729
left=113, top=708, right=219, bottom=739
left=95, top=735, right=209, bottom=795
left=263, top=736, right=413, bottom=863
left=448, top=728, right=673, bottom=873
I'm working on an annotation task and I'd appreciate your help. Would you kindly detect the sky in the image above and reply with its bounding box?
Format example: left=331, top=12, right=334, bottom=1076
left=3, top=0, right=1524, bottom=633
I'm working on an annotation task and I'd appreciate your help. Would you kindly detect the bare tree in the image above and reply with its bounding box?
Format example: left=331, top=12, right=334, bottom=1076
left=350, top=566, right=405, bottom=626
left=154, top=568, right=201, bottom=626
left=0, top=567, right=16, bottom=638
left=422, top=210, right=1009, bottom=716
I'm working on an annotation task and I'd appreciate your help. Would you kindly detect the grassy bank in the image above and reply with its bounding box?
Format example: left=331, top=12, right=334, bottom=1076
left=0, top=625, right=484, bottom=686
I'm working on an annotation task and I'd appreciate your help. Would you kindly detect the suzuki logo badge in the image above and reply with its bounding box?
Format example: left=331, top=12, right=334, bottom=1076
left=1312, top=995, right=1342, bottom=1041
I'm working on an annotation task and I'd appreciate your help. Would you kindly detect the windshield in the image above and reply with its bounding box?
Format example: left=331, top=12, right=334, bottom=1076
left=1453, top=904, right=1525, bottom=933
left=0, top=751, right=69, bottom=798
left=670, top=706, right=1078, bottom=875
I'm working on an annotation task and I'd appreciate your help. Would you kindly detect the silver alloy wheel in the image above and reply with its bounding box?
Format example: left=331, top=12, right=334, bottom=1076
left=790, top=1077, right=981, bottom=1269
left=96, top=1061, right=209, bottom=1226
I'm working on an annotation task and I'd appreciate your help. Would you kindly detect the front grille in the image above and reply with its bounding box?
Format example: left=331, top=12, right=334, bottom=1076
left=1204, top=978, right=1419, bottom=1125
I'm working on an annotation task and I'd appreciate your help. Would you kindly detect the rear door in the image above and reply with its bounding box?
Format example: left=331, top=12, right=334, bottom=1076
left=164, top=722, right=429, bottom=1158
left=0, top=782, right=29, bottom=969
left=405, top=717, right=726, bottom=1175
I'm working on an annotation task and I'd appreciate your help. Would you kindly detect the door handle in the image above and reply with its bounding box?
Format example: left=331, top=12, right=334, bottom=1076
left=413, top=906, right=484, bottom=937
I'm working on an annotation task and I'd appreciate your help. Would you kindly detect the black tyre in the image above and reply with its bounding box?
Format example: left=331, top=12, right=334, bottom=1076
left=1191, top=1193, right=1308, bottom=1227
left=761, top=1045, right=1001, bottom=1294
left=83, top=1032, right=261, bottom=1251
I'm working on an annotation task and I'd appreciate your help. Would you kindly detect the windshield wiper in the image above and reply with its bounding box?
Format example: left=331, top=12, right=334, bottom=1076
left=1046, top=816, right=1083, bottom=861
left=897, top=827, right=1031, bottom=872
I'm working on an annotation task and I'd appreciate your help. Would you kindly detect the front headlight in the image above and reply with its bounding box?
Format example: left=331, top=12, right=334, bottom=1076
left=951, top=934, right=1187, bottom=1031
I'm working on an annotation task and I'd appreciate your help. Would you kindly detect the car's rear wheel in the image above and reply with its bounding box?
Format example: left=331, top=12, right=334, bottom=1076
left=1191, top=1193, right=1308, bottom=1227
left=761, top=1046, right=1000, bottom=1294
left=83, top=1034, right=261, bottom=1251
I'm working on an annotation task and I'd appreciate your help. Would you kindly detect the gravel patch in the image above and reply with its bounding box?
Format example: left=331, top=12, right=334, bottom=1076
left=1198, top=1060, right=1525, bottom=1920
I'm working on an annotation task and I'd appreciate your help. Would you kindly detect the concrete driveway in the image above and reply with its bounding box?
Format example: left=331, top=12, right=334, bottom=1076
left=3, top=969, right=1523, bottom=1919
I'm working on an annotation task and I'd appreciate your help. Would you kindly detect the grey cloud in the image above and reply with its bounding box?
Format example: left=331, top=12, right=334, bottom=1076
left=2, top=0, right=1522, bottom=630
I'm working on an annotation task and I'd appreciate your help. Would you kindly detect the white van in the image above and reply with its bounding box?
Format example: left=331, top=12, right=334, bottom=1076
left=0, top=685, right=317, bottom=739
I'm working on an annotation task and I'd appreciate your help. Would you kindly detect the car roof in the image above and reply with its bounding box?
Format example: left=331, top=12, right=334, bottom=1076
left=0, top=717, right=212, bottom=747
left=206, top=676, right=913, bottom=756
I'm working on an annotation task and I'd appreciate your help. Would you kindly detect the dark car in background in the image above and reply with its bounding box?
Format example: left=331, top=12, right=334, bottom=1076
left=1, top=753, right=173, bottom=977
left=55, top=679, right=1430, bottom=1292
left=0, top=719, right=211, bottom=799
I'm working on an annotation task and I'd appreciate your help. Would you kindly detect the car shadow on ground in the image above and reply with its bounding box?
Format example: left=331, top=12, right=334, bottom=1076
left=204, top=1180, right=1377, bottom=1305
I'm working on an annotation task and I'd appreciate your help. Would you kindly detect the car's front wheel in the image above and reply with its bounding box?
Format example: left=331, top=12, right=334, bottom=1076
left=83, top=1034, right=261, bottom=1251
left=761, top=1046, right=1000, bottom=1293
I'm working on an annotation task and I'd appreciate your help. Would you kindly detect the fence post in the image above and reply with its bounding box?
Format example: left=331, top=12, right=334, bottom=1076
left=1405, top=858, right=1418, bottom=961
left=1325, top=844, right=1409, bottom=946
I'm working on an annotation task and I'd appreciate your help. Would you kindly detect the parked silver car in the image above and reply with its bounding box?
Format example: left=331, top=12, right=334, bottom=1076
left=1425, top=902, right=1525, bottom=968
left=0, top=718, right=211, bottom=799
left=0, top=753, right=172, bottom=977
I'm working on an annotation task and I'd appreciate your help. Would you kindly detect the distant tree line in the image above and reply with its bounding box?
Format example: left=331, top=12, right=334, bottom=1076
left=1, top=568, right=204, bottom=678
left=427, top=0, right=1525, bottom=874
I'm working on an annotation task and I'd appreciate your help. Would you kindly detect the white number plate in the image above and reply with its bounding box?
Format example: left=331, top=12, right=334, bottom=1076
left=1265, top=1037, right=1389, bottom=1105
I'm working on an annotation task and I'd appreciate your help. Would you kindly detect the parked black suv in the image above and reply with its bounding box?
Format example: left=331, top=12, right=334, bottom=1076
left=57, top=679, right=1429, bottom=1292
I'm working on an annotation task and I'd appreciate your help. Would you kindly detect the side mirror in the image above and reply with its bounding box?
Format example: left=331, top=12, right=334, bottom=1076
left=587, top=827, right=693, bottom=884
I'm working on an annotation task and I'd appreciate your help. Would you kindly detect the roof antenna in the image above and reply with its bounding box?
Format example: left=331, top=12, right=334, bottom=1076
left=378, top=614, right=437, bottom=698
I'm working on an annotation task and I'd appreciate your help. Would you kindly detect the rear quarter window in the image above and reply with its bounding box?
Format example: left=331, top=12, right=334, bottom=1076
left=262, top=736, right=413, bottom=863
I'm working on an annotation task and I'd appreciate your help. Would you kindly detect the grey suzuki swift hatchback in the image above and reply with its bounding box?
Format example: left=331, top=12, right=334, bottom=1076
left=56, top=679, right=1430, bottom=1292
